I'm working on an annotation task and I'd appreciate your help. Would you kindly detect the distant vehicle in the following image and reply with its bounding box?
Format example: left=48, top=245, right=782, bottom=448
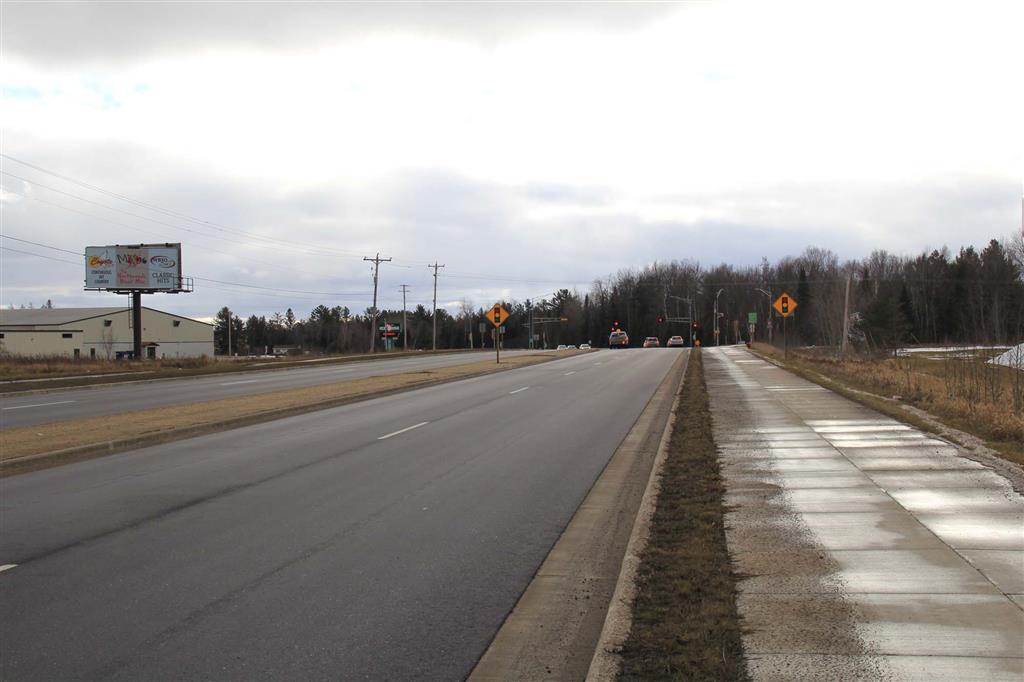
left=556, top=344, right=569, bottom=350
left=609, top=330, right=629, bottom=348
left=666, top=336, right=685, bottom=347
left=642, top=337, right=660, bottom=348
left=579, top=343, right=592, bottom=350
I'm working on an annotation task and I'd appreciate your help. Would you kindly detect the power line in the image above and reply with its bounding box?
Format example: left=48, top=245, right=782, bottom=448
left=1, top=154, right=374, bottom=260
left=0, top=245, right=80, bottom=266
left=1, top=234, right=81, bottom=256
left=0, top=234, right=371, bottom=297
left=0, top=183, right=346, bottom=278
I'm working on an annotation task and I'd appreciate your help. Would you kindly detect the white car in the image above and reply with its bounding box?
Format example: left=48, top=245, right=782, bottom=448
left=579, top=343, right=592, bottom=349
left=556, top=344, right=568, bottom=350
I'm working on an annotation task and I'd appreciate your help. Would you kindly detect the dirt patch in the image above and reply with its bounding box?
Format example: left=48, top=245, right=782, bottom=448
left=618, top=349, right=749, bottom=681
left=0, top=352, right=573, bottom=476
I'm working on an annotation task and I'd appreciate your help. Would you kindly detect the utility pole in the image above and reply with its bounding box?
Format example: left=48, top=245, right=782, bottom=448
left=714, top=288, right=724, bottom=346
left=756, top=287, right=773, bottom=345
left=226, top=307, right=231, bottom=357
left=526, top=299, right=534, bottom=349
left=841, top=273, right=851, bottom=356
left=399, top=284, right=410, bottom=351
left=428, top=262, right=445, bottom=351
left=364, top=253, right=392, bottom=353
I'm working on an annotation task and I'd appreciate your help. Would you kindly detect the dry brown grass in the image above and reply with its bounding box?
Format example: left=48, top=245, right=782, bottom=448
left=620, top=349, right=749, bottom=681
left=0, top=352, right=568, bottom=469
left=752, top=343, right=1024, bottom=466
left=0, top=349, right=497, bottom=392
left=0, top=354, right=213, bottom=381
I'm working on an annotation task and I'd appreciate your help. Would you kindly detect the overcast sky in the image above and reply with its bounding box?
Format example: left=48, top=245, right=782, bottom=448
left=2, top=0, right=1021, bottom=320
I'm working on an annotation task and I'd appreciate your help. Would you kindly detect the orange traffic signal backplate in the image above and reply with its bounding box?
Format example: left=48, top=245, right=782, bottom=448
left=773, top=292, right=798, bottom=317
left=488, top=303, right=510, bottom=327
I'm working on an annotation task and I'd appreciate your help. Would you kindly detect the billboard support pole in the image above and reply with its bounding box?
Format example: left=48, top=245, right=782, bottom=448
left=132, top=290, right=143, bottom=360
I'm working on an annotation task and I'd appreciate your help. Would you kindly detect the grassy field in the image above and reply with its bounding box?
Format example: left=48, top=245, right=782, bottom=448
left=619, top=348, right=748, bottom=681
left=751, top=343, right=1024, bottom=466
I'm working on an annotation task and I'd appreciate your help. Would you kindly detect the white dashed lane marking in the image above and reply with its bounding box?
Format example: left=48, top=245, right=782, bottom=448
left=378, top=422, right=430, bottom=440
left=2, top=400, right=76, bottom=411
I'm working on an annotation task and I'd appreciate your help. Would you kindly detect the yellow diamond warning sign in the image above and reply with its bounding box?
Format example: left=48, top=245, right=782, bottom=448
left=488, top=303, right=510, bottom=328
left=773, top=292, right=797, bottom=318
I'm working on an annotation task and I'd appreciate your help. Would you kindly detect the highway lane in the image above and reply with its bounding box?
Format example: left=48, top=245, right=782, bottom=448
left=0, top=348, right=683, bottom=680
left=0, top=349, right=540, bottom=429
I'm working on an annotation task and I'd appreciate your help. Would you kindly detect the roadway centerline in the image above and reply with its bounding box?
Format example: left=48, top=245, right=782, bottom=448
left=564, top=371, right=576, bottom=376
left=2, top=400, right=76, bottom=411
left=377, top=421, right=430, bottom=440
left=509, top=387, right=530, bottom=395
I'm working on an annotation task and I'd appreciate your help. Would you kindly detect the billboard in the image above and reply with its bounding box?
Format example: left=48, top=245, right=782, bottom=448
left=85, top=244, right=184, bottom=291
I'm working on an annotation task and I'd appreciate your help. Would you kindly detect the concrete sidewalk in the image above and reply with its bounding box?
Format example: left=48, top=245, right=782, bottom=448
left=706, top=347, right=1023, bottom=681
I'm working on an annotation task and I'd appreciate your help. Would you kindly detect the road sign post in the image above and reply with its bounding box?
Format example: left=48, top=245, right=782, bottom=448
left=773, top=292, right=798, bottom=359
left=487, top=303, right=510, bottom=364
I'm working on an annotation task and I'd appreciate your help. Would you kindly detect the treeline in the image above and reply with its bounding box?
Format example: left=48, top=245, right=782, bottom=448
left=214, top=235, right=1024, bottom=355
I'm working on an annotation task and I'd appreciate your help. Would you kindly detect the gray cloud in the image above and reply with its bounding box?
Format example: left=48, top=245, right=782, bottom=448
left=2, top=136, right=1016, bottom=320
left=2, top=1, right=677, bottom=66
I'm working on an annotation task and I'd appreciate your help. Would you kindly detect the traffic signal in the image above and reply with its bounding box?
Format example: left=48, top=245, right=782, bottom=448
left=657, top=315, right=664, bottom=324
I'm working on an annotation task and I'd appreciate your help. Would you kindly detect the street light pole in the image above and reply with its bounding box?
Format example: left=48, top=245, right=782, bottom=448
left=755, top=287, right=773, bottom=345
left=714, top=288, right=724, bottom=346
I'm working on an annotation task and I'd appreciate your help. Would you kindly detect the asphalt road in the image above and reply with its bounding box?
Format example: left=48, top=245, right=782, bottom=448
left=0, top=348, right=683, bottom=680
left=0, top=350, right=539, bottom=429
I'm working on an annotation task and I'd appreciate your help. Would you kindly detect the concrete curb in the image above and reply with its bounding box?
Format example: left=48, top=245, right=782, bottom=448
left=584, top=354, right=686, bottom=681
left=0, top=353, right=578, bottom=477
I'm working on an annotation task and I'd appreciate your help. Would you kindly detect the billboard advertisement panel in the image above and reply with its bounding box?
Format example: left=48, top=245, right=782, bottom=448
left=85, top=244, right=183, bottom=291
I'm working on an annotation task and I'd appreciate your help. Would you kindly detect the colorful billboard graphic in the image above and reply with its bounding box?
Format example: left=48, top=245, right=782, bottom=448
left=85, top=244, right=183, bottom=291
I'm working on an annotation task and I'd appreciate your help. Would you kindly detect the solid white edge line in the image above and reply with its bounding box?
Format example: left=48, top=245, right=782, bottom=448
left=509, top=387, right=530, bottom=394
left=2, top=400, right=76, bottom=411
left=377, top=421, right=430, bottom=440
left=564, top=371, right=576, bottom=376
left=219, top=379, right=262, bottom=386
left=0, top=564, right=16, bottom=573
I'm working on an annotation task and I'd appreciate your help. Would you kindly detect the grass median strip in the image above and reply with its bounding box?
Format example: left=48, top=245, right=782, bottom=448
left=619, top=348, right=748, bottom=681
left=1, top=352, right=575, bottom=475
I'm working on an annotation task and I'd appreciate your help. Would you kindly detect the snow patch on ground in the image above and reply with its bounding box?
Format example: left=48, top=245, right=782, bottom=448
left=990, top=343, right=1024, bottom=371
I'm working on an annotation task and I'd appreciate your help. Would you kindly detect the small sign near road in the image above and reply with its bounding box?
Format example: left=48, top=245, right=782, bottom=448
left=748, top=312, right=758, bottom=324
left=773, top=292, right=797, bottom=318
left=486, top=303, right=510, bottom=364
left=488, top=304, right=510, bottom=328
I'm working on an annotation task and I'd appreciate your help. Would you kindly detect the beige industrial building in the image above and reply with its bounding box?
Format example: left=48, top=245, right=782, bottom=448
left=0, top=307, right=214, bottom=359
